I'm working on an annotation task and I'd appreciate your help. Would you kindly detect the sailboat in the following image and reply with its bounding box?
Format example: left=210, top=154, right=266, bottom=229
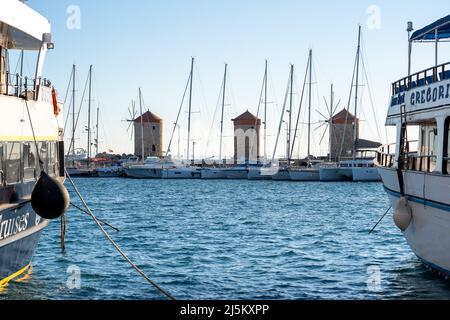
left=320, top=26, right=381, bottom=182
left=270, top=64, right=297, bottom=181
left=163, top=57, right=201, bottom=179
left=201, top=63, right=229, bottom=179
left=289, top=49, right=321, bottom=181
left=248, top=60, right=275, bottom=180
left=65, top=65, right=95, bottom=177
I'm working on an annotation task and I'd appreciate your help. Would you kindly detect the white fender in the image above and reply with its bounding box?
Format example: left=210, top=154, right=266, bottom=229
left=393, top=196, right=412, bottom=231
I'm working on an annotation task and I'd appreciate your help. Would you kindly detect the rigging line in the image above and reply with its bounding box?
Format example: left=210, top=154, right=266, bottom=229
left=63, top=67, right=74, bottom=106
left=291, top=54, right=310, bottom=160
left=66, top=70, right=90, bottom=156
left=248, top=64, right=268, bottom=160
left=338, top=52, right=358, bottom=161
left=193, top=62, right=211, bottom=124
left=99, top=108, right=112, bottom=153
left=271, top=73, right=291, bottom=163
left=63, top=66, right=75, bottom=133
left=70, top=202, right=120, bottom=232
left=166, top=72, right=191, bottom=158
left=65, top=170, right=176, bottom=300
left=24, top=99, right=44, bottom=172
left=205, top=73, right=225, bottom=158
left=63, top=95, right=73, bottom=134
left=360, top=52, right=382, bottom=144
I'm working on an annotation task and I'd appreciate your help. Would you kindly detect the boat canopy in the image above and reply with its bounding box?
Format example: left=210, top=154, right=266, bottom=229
left=0, top=0, right=51, bottom=50
left=411, top=15, right=450, bottom=42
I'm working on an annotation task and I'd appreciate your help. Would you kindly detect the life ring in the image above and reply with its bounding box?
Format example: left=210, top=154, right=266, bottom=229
left=52, top=88, right=60, bottom=116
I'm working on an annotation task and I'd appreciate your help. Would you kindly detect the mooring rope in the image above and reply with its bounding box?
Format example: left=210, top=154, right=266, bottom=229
left=369, top=206, right=392, bottom=234
left=64, top=169, right=176, bottom=300
left=70, top=202, right=120, bottom=232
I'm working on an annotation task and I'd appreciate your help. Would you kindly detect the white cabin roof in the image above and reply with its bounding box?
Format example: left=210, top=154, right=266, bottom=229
left=0, top=0, right=51, bottom=50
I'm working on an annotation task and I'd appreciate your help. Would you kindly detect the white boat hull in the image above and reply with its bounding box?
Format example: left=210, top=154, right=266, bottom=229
left=319, top=167, right=348, bottom=181
left=247, top=168, right=273, bottom=180
left=289, top=169, right=320, bottom=181
left=163, top=168, right=201, bottom=179
left=378, top=167, right=450, bottom=275
left=123, top=167, right=163, bottom=179
left=352, top=167, right=381, bottom=182
left=225, top=168, right=248, bottom=180
left=271, top=169, right=290, bottom=181
left=200, top=168, right=227, bottom=179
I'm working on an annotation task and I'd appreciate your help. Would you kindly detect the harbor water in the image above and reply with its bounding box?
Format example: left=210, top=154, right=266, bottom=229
left=2, top=179, right=450, bottom=300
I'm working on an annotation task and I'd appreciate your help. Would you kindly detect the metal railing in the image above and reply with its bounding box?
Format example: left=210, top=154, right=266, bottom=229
left=377, top=143, right=396, bottom=168
left=0, top=73, right=51, bottom=101
left=407, top=154, right=437, bottom=173
left=392, top=62, right=450, bottom=95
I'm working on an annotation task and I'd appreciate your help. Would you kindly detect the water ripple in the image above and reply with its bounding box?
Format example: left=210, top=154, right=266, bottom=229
left=1, top=179, right=449, bottom=300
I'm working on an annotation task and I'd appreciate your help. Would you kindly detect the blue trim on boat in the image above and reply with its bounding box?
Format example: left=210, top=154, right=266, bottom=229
left=417, top=255, right=450, bottom=278
left=383, top=186, right=450, bottom=212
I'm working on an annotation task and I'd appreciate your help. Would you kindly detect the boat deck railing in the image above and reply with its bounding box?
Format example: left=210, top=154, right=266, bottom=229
left=377, top=143, right=396, bottom=168
left=377, top=141, right=438, bottom=173
left=0, top=73, right=50, bottom=101
left=392, top=61, right=450, bottom=95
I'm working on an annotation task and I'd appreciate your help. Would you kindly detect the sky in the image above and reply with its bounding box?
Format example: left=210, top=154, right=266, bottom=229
left=22, top=0, right=450, bottom=159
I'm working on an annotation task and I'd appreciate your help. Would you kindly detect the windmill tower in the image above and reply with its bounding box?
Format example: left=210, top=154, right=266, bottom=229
left=232, top=111, right=261, bottom=164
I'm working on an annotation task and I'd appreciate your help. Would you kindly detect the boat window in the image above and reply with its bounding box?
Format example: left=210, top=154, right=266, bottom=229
left=23, top=143, right=38, bottom=181
left=6, top=143, right=21, bottom=184
left=416, top=123, right=437, bottom=172
left=48, top=142, right=59, bottom=176
left=38, top=142, right=49, bottom=173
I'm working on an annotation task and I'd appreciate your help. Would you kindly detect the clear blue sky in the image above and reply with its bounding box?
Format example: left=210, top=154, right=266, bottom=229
left=25, top=0, right=450, bottom=158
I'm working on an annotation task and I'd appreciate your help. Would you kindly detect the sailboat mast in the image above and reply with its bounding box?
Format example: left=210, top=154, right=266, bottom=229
left=96, top=106, right=99, bottom=157
left=87, top=65, right=92, bottom=162
left=288, top=64, right=294, bottom=161
left=186, top=57, right=194, bottom=162
left=72, top=64, right=76, bottom=156
left=264, top=60, right=268, bottom=160
left=308, top=49, right=312, bottom=163
left=352, top=25, right=362, bottom=162
left=329, top=83, right=334, bottom=162
left=138, top=88, right=145, bottom=162
left=219, top=63, right=227, bottom=165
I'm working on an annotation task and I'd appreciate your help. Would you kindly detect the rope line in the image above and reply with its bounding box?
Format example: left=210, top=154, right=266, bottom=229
left=65, top=169, right=176, bottom=300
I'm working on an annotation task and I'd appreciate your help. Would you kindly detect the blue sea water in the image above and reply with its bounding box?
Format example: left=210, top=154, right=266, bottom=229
left=2, top=179, right=450, bottom=300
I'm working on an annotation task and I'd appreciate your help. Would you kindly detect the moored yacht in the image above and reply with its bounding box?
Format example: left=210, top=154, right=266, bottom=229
left=200, top=167, right=227, bottom=179
left=0, top=0, right=66, bottom=287
left=123, top=156, right=176, bottom=179
left=376, top=16, right=450, bottom=277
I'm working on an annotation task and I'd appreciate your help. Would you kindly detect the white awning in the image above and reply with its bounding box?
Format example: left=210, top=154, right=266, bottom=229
left=0, top=0, right=51, bottom=50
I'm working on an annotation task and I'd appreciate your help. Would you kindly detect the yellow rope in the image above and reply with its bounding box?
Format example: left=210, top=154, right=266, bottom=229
left=0, top=264, right=32, bottom=288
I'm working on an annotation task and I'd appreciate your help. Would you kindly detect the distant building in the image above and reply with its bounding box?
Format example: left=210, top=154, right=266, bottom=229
left=232, top=111, right=261, bottom=164
left=329, top=109, right=359, bottom=160
left=329, top=109, right=381, bottom=160
left=133, top=111, right=163, bottom=158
